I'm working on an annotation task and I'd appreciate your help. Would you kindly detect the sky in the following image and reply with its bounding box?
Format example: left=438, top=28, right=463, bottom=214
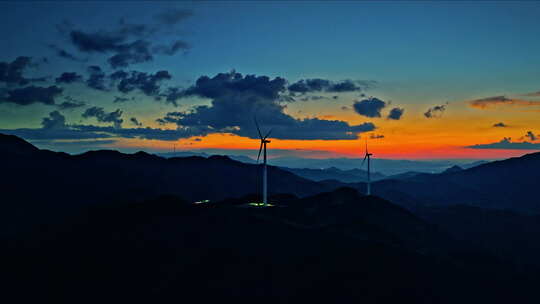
left=1, top=1, right=540, bottom=160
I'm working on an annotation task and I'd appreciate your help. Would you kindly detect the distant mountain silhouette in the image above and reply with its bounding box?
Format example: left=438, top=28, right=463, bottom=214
left=442, top=165, right=463, bottom=173
left=158, top=151, right=256, bottom=163
left=268, top=156, right=470, bottom=175
left=368, top=152, right=540, bottom=213
left=281, top=166, right=385, bottom=183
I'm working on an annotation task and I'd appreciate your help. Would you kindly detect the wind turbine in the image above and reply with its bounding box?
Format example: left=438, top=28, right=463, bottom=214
left=255, top=118, right=272, bottom=206
left=361, top=139, right=373, bottom=196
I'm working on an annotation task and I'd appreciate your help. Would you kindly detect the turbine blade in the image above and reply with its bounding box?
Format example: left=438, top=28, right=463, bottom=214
left=254, top=117, right=263, bottom=139
left=361, top=154, right=367, bottom=167
left=257, top=141, right=263, bottom=163
left=365, top=139, right=368, bottom=154
left=264, top=128, right=273, bottom=139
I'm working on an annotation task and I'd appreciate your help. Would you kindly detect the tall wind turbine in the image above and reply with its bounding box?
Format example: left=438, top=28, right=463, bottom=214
left=361, top=139, right=373, bottom=196
left=255, top=118, right=272, bottom=206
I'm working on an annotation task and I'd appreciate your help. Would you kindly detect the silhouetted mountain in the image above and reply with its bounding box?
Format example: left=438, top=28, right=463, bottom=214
left=381, top=171, right=424, bottom=181
left=269, top=156, right=471, bottom=175
left=158, top=151, right=256, bottom=163
left=442, top=165, right=463, bottom=173
left=0, top=133, right=335, bottom=236
left=461, top=160, right=490, bottom=169
left=281, top=166, right=385, bottom=183
left=368, top=152, right=540, bottom=213
left=3, top=189, right=538, bottom=303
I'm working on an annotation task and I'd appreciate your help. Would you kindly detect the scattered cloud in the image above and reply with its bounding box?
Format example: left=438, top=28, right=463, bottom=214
left=424, top=103, right=447, bottom=118
left=0, top=111, right=110, bottom=140
left=65, top=9, right=193, bottom=68
left=467, top=137, right=540, bottom=150
left=288, top=78, right=375, bottom=94
left=0, top=56, right=44, bottom=85
left=387, top=107, right=404, bottom=120
left=86, top=65, right=107, bottom=90
left=2, top=85, right=63, bottom=106
left=55, top=72, right=83, bottom=84
left=82, top=106, right=123, bottom=128
left=524, top=131, right=538, bottom=142
left=57, top=96, right=85, bottom=110
left=493, top=122, right=507, bottom=128
left=153, top=40, right=190, bottom=55
left=353, top=97, right=387, bottom=118
left=48, top=44, right=86, bottom=62
left=113, top=96, right=131, bottom=103
left=468, top=95, right=540, bottom=109
left=114, top=70, right=172, bottom=96
left=130, top=117, right=143, bottom=127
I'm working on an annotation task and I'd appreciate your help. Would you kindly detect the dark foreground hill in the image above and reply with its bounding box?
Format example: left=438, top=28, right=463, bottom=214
left=3, top=189, right=538, bottom=303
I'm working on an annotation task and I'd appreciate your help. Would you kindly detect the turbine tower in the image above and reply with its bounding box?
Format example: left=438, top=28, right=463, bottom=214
left=361, top=140, right=373, bottom=196
left=255, top=118, right=272, bottom=206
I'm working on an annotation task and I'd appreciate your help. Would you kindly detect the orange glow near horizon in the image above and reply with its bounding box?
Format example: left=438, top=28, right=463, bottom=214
left=108, top=100, right=540, bottom=160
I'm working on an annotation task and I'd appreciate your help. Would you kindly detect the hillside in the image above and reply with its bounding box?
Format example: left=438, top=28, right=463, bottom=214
left=3, top=190, right=538, bottom=303
left=362, top=152, right=540, bottom=213
left=0, top=133, right=336, bottom=235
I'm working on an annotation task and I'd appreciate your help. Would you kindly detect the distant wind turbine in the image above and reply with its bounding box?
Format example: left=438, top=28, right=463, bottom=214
left=255, top=118, right=272, bottom=206
left=361, top=139, right=373, bottom=196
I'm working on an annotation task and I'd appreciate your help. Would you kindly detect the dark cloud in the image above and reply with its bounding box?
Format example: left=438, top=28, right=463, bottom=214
left=353, top=97, right=387, bottom=118
left=298, top=95, right=328, bottom=102
left=467, top=137, right=540, bottom=150
left=113, top=96, right=131, bottom=103
left=387, top=107, right=404, bottom=120
left=55, top=72, right=83, bottom=84
left=0, top=111, right=110, bottom=140
left=116, top=70, right=172, bottom=96
left=469, top=95, right=540, bottom=109
left=2, top=85, right=63, bottom=106
left=86, top=65, right=107, bottom=90
left=424, top=104, right=447, bottom=118
left=67, top=10, right=192, bottom=68
left=42, top=111, right=66, bottom=129
left=57, top=101, right=85, bottom=110
left=0, top=56, right=42, bottom=85
left=48, top=44, right=85, bottom=62
left=69, top=30, right=154, bottom=68
left=82, top=106, right=123, bottom=128
left=72, top=124, right=210, bottom=141
left=288, top=79, right=375, bottom=94
left=156, top=71, right=375, bottom=140
left=110, top=70, right=129, bottom=80
left=57, top=96, right=85, bottom=110
left=70, top=30, right=124, bottom=53
left=153, top=40, right=190, bottom=55
left=107, top=40, right=153, bottom=68
left=130, top=117, right=143, bottom=127
left=525, top=131, right=538, bottom=142
left=493, top=122, right=507, bottom=128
